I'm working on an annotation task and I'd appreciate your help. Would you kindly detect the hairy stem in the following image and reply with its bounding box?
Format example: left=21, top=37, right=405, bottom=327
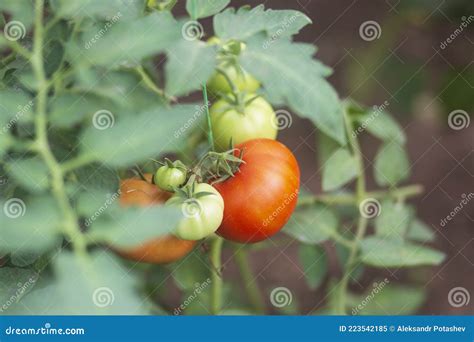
left=233, top=247, right=266, bottom=314
left=210, top=237, right=224, bottom=315
left=31, top=0, right=87, bottom=257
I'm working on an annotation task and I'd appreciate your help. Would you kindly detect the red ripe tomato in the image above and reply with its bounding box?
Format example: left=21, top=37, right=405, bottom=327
left=214, top=139, right=300, bottom=243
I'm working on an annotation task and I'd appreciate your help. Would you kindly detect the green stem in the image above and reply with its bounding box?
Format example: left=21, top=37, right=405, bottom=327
left=61, top=154, right=95, bottom=173
left=233, top=247, right=265, bottom=314
left=202, top=84, right=214, bottom=151
left=335, top=108, right=369, bottom=314
left=210, top=237, right=224, bottom=315
left=135, top=66, right=175, bottom=102
left=297, top=184, right=423, bottom=207
left=31, top=0, right=87, bottom=257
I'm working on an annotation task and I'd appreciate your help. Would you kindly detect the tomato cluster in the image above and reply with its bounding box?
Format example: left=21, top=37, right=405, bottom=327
left=115, top=39, right=300, bottom=264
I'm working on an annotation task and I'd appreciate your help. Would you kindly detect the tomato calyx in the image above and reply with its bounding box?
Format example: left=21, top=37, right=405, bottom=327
left=171, top=175, right=216, bottom=202
left=193, top=146, right=245, bottom=184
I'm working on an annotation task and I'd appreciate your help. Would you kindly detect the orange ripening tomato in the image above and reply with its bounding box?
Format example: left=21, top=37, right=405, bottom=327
left=115, top=173, right=196, bottom=264
left=214, top=139, right=300, bottom=243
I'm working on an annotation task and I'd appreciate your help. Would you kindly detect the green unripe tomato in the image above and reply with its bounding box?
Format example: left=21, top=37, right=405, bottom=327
left=207, top=65, right=260, bottom=95
left=155, top=165, right=186, bottom=192
left=167, top=183, right=224, bottom=241
left=210, top=95, right=278, bottom=151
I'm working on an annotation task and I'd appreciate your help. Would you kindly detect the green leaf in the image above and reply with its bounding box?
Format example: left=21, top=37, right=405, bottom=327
left=354, top=284, right=425, bottom=315
left=87, top=205, right=182, bottom=248
left=213, top=5, right=311, bottom=41
left=52, top=0, right=145, bottom=20
left=11, top=251, right=147, bottom=315
left=0, top=90, right=34, bottom=129
left=0, top=267, right=39, bottom=310
left=375, top=200, right=413, bottom=239
left=186, top=0, right=230, bottom=19
left=360, top=236, right=445, bottom=268
left=165, top=40, right=217, bottom=96
left=0, top=0, right=34, bottom=28
left=169, top=251, right=210, bottom=291
left=406, top=219, right=435, bottom=243
left=240, top=36, right=345, bottom=144
left=283, top=203, right=338, bottom=244
left=0, top=196, right=61, bottom=253
left=74, top=12, right=180, bottom=67
left=322, top=149, right=357, bottom=191
left=74, top=163, right=120, bottom=193
left=298, top=244, right=327, bottom=289
left=5, top=157, right=50, bottom=193
left=80, top=104, right=199, bottom=167
left=374, top=142, right=410, bottom=186
left=360, top=109, right=406, bottom=144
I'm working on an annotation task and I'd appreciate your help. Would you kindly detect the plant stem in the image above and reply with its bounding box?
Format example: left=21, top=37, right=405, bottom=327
left=335, top=108, right=369, bottom=314
left=233, top=247, right=265, bottom=314
left=210, top=237, right=224, bottom=315
left=134, top=66, right=175, bottom=102
left=297, top=184, right=423, bottom=207
left=31, top=0, right=87, bottom=257
left=202, top=84, right=215, bottom=151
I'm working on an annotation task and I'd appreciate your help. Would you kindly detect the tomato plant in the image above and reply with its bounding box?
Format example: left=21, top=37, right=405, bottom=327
left=0, top=0, right=446, bottom=317
left=214, top=139, right=300, bottom=243
left=117, top=174, right=195, bottom=264
left=210, top=95, right=277, bottom=151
